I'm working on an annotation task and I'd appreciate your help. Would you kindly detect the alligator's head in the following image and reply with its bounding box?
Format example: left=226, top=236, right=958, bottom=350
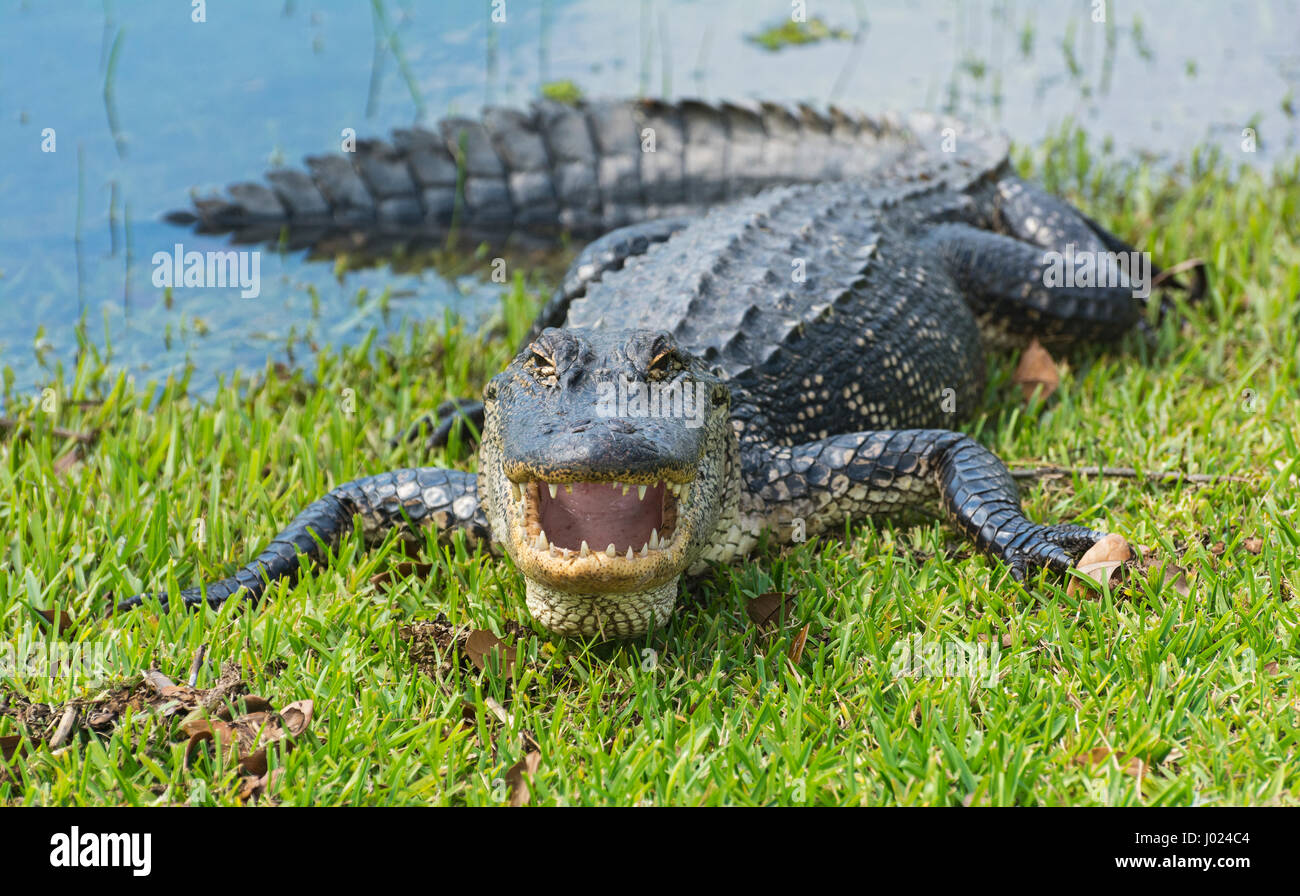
left=479, top=328, right=735, bottom=638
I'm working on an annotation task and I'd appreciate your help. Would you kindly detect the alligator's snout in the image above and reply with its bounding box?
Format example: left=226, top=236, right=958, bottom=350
left=502, top=415, right=704, bottom=484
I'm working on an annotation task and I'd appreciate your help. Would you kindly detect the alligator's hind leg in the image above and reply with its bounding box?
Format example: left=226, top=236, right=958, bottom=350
left=922, top=221, right=1144, bottom=346
left=743, top=429, right=1103, bottom=580
left=116, top=468, right=490, bottom=613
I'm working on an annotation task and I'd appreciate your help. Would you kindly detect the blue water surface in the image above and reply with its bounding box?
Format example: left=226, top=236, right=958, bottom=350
left=0, top=0, right=1295, bottom=400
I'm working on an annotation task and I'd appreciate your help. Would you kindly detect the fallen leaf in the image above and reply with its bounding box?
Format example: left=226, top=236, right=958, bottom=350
left=278, top=700, right=313, bottom=737
left=86, top=711, right=117, bottom=730
left=978, top=633, right=1015, bottom=648
left=52, top=449, right=82, bottom=477
left=0, top=735, right=24, bottom=763
left=34, top=608, right=76, bottom=636
left=483, top=696, right=512, bottom=727
left=238, top=768, right=284, bottom=802
left=143, top=669, right=178, bottom=692
left=787, top=623, right=811, bottom=664
left=182, top=698, right=312, bottom=780
left=1242, top=537, right=1263, bottom=555
left=466, top=629, right=514, bottom=675
left=1166, top=565, right=1192, bottom=597
left=1075, top=747, right=1145, bottom=778
left=1012, top=338, right=1060, bottom=402
left=1263, top=662, right=1280, bottom=676
left=1067, top=534, right=1132, bottom=597
left=505, top=751, right=542, bottom=806
left=747, top=591, right=796, bottom=628
left=239, top=696, right=275, bottom=714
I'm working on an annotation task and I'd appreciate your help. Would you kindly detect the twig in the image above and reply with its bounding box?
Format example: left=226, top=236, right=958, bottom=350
left=0, top=418, right=98, bottom=444
left=1011, top=465, right=1250, bottom=485
left=187, top=645, right=207, bottom=688
left=48, top=705, right=78, bottom=749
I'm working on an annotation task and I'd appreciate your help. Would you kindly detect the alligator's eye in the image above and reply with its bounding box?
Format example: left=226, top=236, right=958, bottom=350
left=525, top=344, right=558, bottom=385
left=647, top=346, right=682, bottom=381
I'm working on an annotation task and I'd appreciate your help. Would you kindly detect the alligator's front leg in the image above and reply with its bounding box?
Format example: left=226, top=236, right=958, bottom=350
left=116, top=468, right=489, bottom=612
left=741, top=430, right=1102, bottom=580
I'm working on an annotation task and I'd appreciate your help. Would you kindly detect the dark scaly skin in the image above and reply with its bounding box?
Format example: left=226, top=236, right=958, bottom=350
left=168, top=99, right=991, bottom=252
left=117, top=469, right=488, bottom=611
left=123, top=98, right=1156, bottom=636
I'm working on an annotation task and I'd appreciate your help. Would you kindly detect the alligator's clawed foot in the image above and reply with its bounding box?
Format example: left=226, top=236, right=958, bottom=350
left=395, top=399, right=485, bottom=452
left=1002, top=523, right=1106, bottom=583
left=113, top=585, right=245, bottom=615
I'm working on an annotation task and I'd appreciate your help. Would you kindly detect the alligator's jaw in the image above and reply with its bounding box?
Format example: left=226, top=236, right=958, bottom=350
left=524, top=578, right=678, bottom=639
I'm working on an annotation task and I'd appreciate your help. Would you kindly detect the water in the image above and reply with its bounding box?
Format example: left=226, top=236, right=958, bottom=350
left=1, top=0, right=1295, bottom=403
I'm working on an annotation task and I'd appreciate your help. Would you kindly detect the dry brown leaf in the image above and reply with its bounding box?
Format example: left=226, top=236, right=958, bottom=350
left=505, top=751, right=542, bottom=806
left=978, top=633, right=1015, bottom=648
left=1075, top=747, right=1145, bottom=778
left=747, top=591, right=796, bottom=628
left=1067, top=534, right=1132, bottom=597
left=35, top=608, right=77, bottom=635
left=86, top=710, right=116, bottom=730
left=279, top=700, right=314, bottom=737
left=238, top=768, right=284, bottom=802
left=459, top=701, right=479, bottom=727
left=1166, top=565, right=1192, bottom=597
left=0, top=734, right=24, bottom=763
left=239, top=696, right=275, bottom=714
left=1263, top=662, right=1280, bottom=676
left=787, top=623, right=811, bottom=664
left=1012, top=338, right=1060, bottom=402
left=52, top=449, right=82, bottom=478
left=1242, top=537, right=1264, bottom=555
left=143, top=669, right=178, bottom=692
left=181, top=696, right=312, bottom=779
left=466, top=629, right=514, bottom=675
left=240, top=748, right=270, bottom=777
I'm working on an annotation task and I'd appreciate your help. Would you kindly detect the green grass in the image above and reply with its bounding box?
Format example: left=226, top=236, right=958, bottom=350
left=539, top=79, right=584, bottom=106
left=746, top=17, right=852, bottom=52
left=2, top=132, right=1298, bottom=806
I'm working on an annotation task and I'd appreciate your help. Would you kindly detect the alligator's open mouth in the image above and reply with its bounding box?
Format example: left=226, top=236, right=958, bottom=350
left=507, top=477, right=691, bottom=571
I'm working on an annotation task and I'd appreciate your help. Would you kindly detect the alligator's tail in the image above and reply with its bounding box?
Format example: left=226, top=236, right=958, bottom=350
left=168, top=98, right=1008, bottom=253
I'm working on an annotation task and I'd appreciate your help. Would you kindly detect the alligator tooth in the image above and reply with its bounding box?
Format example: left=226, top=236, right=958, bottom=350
left=580, top=540, right=590, bottom=557
left=626, top=546, right=634, bottom=561
left=510, top=482, right=522, bottom=501
left=622, top=483, right=631, bottom=496
left=564, top=484, right=573, bottom=495
left=640, top=543, right=649, bottom=557
left=605, top=543, right=617, bottom=557
left=536, top=530, right=549, bottom=551
left=637, top=484, right=647, bottom=501
left=548, top=483, right=558, bottom=499
left=650, top=529, right=659, bottom=549
left=560, top=547, right=571, bottom=557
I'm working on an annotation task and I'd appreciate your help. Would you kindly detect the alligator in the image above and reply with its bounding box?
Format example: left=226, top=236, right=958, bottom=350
left=123, top=98, right=1158, bottom=638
